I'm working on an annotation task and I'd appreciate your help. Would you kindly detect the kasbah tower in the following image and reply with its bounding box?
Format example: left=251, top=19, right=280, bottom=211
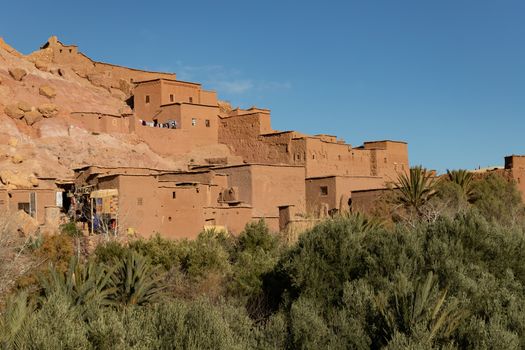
left=2, top=35, right=452, bottom=239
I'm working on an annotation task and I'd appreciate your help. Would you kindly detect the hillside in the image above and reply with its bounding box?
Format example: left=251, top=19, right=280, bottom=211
left=0, top=37, right=233, bottom=188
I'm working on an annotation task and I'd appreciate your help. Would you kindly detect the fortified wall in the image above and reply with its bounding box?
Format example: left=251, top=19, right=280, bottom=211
left=505, top=155, right=525, bottom=201
left=4, top=36, right=413, bottom=239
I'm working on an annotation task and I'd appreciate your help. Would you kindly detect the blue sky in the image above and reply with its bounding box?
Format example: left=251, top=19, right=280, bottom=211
left=1, top=0, right=524, bottom=172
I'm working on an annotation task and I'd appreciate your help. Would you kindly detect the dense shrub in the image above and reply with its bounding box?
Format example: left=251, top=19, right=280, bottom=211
left=2, top=174, right=525, bottom=348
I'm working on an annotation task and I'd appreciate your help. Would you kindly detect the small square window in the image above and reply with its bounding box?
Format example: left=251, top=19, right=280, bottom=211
left=170, top=94, right=174, bottom=102
left=137, top=198, right=143, bottom=206
left=145, top=95, right=150, bottom=104
left=191, top=118, right=197, bottom=126
left=18, top=202, right=30, bottom=214
left=320, top=186, right=328, bottom=196
left=205, top=119, right=210, bottom=127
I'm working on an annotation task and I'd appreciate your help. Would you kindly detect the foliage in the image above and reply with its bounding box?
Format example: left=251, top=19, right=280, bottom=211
left=60, top=221, right=82, bottom=237
left=471, top=172, right=525, bottom=226
left=446, top=169, right=476, bottom=202
left=110, top=251, right=165, bottom=306
left=1, top=173, right=525, bottom=348
left=394, top=166, right=439, bottom=216
left=39, top=256, right=115, bottom=309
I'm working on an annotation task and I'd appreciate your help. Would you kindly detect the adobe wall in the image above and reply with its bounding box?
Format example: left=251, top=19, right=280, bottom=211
left=216, top=166, right=253, bottom=206
left=351, top=189, right=390, bottom=214
left=100, top=175, right=161, bottom=238
left=37, top=37, right=177, bottom=94
left=363, top=141, right=409, bottom=181
left=133, top=80, right=163, bottom=120
left=157, top=184, right=208, bottom=239
left=250, top=165, right=306, bottom=218
left=160, top=80, right=201, bottom=105
left=217, top=164, right=306, bottom=219
left=505, top=155, right=525, bottom=201
left=305, top=177, right=337, bottom=215
left=5, top=189, right=59, bottom=225
left=70, top=112, right=131, bottom=134
left=203, top=206, right=253, bottom=235
left=306, top=175, right=385, bottom=214
left=133, top=120, right=193, bottom=156
left=218, top=113, right=282, bottom=162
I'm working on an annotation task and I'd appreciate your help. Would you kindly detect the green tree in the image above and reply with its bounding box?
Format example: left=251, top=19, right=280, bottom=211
left=395, top=166, right=439, bottom=216
left=110, top=251, right=165, bottom=306
left=446, top=169, right=476, bottom=202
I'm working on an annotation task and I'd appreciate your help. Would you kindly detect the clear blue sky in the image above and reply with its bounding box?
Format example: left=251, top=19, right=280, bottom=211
left=2, top=0, right=524, bottom=172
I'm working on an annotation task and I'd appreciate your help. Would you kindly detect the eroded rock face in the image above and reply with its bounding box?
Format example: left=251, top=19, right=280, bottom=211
left=24, top=110, right=43, bottom=125
left=8, top=210, right=39, bottom=237
left=34, top=60, right=49, bottom=72
left=0, top=170, right=35, bottom=188
left=39, top=85, right=56, bottom=99
left=38, top=103, right=58, bottom=118
left=4, top=104, right=24, bottom=119
left=8, top=67, right=27, bottom=81
left=17, top=101, right=32, bottom=112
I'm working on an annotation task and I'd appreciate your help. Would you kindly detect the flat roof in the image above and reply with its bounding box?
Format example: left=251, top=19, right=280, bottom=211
left=306, top=175, right=383, bottom=180
left=363, top=140, right=408, bottom=145
left=160, top=102, right=218, bottom=108
left=213, top=163, right=304, bottom=170
left=134, top=78, right=201, bottom=86
left=73, top=165, right=177, bottom=172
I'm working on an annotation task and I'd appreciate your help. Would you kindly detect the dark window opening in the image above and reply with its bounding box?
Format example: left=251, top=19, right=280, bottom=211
left=170, top=94, right=174, bottom=102
left=69, top=49, right=72, bottom=53
left=172, top=191, right=176, bottom=199
left=189, top=97, right=193, bottom=103
left=59, top=49, right=63, bottom=53
left=18, top=203, right=30, bottom=214
left=145, top=95, right=150, bottom=103
left=320, top=186, right=328, bottom=196
left=205, top=119, right=210, bottom=127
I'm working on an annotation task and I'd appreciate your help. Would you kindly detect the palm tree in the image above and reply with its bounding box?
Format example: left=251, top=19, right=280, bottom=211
left=375, top=271, right=467, bottom=345
left=110, top=251, right=165, bottom=306
left=395, top=166, right=438, bottom=215
left=40, top=256, right=115, bottom=308
left=0, top=291, right=34, bottom=348
left=446, top=169, right=476, bottom=202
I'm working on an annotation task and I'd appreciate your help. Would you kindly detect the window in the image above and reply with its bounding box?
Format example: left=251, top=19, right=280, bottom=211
left=384, top=157, right=387, bottom=163
left=172, top=191, right=176, bottom=199
left=205, top=119, right=210, bottom=127
left=145, top=95, right=150, bottom=104
left=69, top=49, right=72, bottom=53
left=59, top=49, right=63, bottom=53
left=170, top=94, right=174, bottom=102
left=192, top=118, right=197, bottom=126
left=137, top=198, right=143, bottom=206
left=18, top=202, right=30, bottom=214
left=320, top=186, right=328, bottom=196
left=189, top=97, right=193, bottom=103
